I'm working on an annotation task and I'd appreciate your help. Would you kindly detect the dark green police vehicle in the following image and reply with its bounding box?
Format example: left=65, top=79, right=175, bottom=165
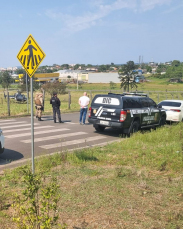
left=88, top=93, right=166, bottom=136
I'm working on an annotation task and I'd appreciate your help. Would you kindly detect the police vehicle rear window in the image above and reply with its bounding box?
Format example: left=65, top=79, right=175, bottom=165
left=93, top=96, right=120, bottom=106
left=123, top=97, right=141, bottom=109
left=159, top=101, right=181, bottom=107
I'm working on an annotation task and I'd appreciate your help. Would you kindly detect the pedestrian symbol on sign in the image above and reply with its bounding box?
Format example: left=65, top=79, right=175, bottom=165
left=24, top=40, right=37, bottom=69
left=17, top=34, right=46, bottom=78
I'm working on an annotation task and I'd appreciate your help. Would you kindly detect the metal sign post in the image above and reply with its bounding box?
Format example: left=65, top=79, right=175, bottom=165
left=30, top=77, right=34, bottom=173
left=26, top=73, right=29, bottom=114
left=17, top=34, right=46, bottom=174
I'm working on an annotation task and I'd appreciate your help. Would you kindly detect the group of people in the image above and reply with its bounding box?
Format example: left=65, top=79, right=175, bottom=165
left=34, top=92, right=90, bottom=124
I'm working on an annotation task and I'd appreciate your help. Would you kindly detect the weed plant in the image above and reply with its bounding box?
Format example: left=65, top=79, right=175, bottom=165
left=1, top=122, right=183, bottom=228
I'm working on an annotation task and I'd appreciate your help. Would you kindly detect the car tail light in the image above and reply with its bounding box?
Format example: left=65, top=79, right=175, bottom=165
left=120, top=110, right=127, bottom=122
left=170, top=109, right=181, bottom=112
left=88, top=107, right=92, bottom=117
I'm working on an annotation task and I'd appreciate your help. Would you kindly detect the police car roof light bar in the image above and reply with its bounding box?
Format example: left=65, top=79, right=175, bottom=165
left=122, top=92, right=148, bottom=97
left=108, top=92, right=148, bottom=97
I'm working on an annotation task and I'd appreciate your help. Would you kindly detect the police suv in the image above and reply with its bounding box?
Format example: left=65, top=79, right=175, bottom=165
left=88, top=93, right=166, bottom=136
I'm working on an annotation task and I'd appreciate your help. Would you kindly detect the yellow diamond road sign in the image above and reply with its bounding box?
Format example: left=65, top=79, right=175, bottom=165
left=17, top=34, right=46, bottom=78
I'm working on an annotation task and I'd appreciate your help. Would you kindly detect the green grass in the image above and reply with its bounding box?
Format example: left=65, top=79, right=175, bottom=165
left=1, top=123, right=183, bottom=228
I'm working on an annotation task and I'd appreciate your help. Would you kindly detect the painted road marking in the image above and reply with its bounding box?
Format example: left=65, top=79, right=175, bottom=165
left=3, top=125, right=54, bottom=134
left=5, top=128, right=70, bottom=139
left=21, top=132, right=87, bottom=143
left=40, top=136, right=106, bottom=149
left=0, top=119, right=16, bottom=122
left=0, top=121, right=27, bottom=127
left=1, top=123, right=40, bottom=130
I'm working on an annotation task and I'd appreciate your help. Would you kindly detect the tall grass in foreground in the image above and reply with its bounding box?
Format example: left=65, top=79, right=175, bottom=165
left=1, top=123, right=183, bottom=228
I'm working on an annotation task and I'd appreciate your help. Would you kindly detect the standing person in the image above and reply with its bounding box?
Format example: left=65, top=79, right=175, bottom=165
left=34, top=93, right=43, bottom=121
left=78, top=92, right=90, bottom=125
left=50, top=92, right=63, bottom=123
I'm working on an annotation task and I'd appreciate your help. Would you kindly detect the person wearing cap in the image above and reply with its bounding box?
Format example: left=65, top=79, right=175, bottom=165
left=34, top=93, right=44, bottom=121
left=50, top=92, right=63, bottom=123
left=78, top=92, right=90, bottom=125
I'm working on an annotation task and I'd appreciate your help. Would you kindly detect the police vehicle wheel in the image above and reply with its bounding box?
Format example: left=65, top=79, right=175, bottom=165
left=94, top=125, right=105, bottom=132
left=127, top=121, right=139, bottom=137
left=159, top=116, right=166, bottom=126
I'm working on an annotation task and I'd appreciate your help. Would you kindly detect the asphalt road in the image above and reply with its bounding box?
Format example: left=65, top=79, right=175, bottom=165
left=0, top=112, right=122, bottom=171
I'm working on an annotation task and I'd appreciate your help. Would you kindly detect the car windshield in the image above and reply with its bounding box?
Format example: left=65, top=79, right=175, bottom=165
left=159, top=101, right=181, bottom=107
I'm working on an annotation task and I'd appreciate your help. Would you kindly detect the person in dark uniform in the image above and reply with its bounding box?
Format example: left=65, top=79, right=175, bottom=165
left=50, top=92, right=64, bottom=123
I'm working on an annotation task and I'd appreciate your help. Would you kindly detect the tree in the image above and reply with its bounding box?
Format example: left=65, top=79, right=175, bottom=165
left=1, top=71, right=12, bottom=89
left=18, top=74, right=39, bottom=92
left=86, top=64, right=93, bottom=68
left=118, top=61, right=137, bottom=92
left=74, top=64, right=80, bottom=70
left=0, top=72, right=3, bottom=84
left=15, top=68, right=26, bottom=74
left=98, top=65, right=110, bottom=72
left=61, top=64, right=69, bottom=69
left=172, top=60, right=180, bottom=67
left=41, top=81, right=67, bottom=96
left=146, top=65, right=152, bottom=73
left=109, top=81, right=116, bottom=89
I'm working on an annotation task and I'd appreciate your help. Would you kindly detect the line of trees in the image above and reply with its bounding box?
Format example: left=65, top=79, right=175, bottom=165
left=155, top=60, right=183, bottom=79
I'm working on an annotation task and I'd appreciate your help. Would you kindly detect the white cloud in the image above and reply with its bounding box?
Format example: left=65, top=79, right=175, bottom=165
left=139, top=0, right=172, bottom=11
left=45, top=0, right=173, bottom=32
left=163, top=2, right=183, bottom=14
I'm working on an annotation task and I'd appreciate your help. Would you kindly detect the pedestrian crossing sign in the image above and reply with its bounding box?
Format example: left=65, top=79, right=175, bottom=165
left=17, top=34, right=46, bottom=78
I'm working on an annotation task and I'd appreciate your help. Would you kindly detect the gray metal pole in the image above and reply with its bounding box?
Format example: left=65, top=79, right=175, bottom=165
left=7, top=91, right=10, bottom=116
left=31, top=77, right=35, bottom=174
left=26, top=73, right=29, bottom=114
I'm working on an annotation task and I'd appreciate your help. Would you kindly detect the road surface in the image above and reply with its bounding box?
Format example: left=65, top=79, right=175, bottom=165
left=0, top=112, right=122, bottom=171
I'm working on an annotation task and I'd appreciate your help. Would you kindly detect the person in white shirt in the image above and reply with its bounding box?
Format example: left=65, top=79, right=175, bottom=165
left=78, top=92, right=90, bottom=124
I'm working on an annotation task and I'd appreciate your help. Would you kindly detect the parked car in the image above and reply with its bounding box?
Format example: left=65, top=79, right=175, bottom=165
left=158, top=100, right=183, bottom=122
left=88, top=92, right=166, bottom=136
left=0, top=128, right=5, bottom=154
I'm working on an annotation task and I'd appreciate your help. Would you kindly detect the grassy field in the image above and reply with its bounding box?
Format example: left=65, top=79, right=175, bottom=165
left=1, top=77, right=183, bottom=117
left=0, top=123, right=183, bottom=228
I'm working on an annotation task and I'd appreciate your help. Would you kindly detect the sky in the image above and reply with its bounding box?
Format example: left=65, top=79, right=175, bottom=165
left=0, top=0, right=183, bottom=68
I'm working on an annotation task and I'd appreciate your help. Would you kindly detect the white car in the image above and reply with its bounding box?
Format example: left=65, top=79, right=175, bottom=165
left=158, top=100, right=183, bottom=122
left=0, top=128, right=4, bottom=154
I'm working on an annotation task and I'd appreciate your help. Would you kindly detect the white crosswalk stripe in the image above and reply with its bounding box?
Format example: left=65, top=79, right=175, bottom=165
left=2, top=123, right=40, bottom=130
left=21, top=132, right=87, bottom=143
left=40, top=136, right=106, bottom=149
left=0, top=121, right=27, bottom=127
left=5, top=128, right=70, bottom=139
left=2, top=119, right=110, bottom=153
left=3, top=125, right=54, bottom=134
left=0, top=119, right=16, bottom=122
left=64, top=122, right=77, bottom=124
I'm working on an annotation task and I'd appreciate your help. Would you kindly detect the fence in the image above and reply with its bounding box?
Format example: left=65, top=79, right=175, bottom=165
left=0, top=89, right=183, bottom=117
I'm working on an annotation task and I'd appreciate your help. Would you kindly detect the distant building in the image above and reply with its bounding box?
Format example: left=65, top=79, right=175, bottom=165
left=165, top=61, right=172, bottom=66
left=56, top=69, right=87, bottom=81
left=34, top=73, right=60, bottom=82
left=11, top=73, right=19, bottom=79
left=88, top=73, right=120, bottom=83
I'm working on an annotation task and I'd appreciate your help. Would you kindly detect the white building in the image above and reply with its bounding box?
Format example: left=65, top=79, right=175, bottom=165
left=56, top=69, right=87, bottom=81
left=88, top=72, right=120, bottom=83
